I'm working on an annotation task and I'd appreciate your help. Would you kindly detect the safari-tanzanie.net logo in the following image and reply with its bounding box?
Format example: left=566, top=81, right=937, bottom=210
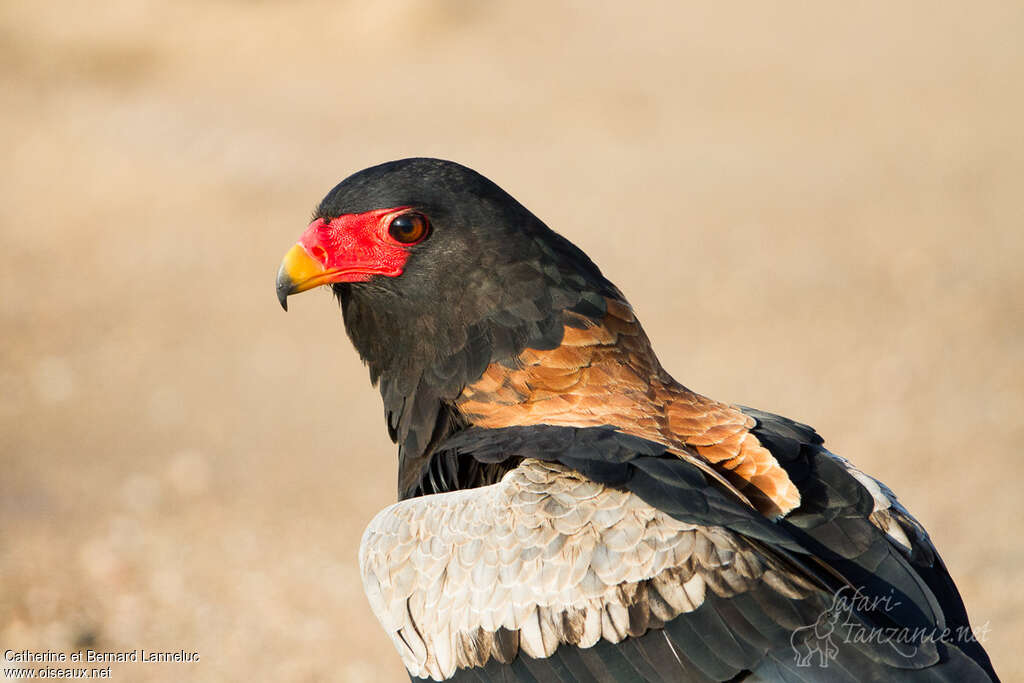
left=789, top=585, right=990, bottom=668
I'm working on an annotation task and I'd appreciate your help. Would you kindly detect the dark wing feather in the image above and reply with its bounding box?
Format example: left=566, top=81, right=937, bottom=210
left=743, top=407, right=997, bottom=680
left=413, top=424, right=996, bottom=682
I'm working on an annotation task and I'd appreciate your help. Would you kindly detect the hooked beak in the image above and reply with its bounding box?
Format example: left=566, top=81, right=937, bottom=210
left=276, top=243, right=330, bottom=311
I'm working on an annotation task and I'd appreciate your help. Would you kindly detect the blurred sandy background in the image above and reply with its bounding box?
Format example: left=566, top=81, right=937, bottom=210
left=1, top=1, right=1021, bottom=680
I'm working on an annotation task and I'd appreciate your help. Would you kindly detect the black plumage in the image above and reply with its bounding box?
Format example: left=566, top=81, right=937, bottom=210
left=318, top=159, right=620, bottom=496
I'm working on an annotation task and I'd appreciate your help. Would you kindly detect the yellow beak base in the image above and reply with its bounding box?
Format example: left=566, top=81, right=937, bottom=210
left=276, top=243, right=329, bottom=311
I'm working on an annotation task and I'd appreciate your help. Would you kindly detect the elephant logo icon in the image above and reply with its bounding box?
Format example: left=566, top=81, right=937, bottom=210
left=790, top=607, right=842, bottom=667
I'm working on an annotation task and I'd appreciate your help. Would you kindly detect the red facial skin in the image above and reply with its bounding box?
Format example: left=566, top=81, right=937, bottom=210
left=298, top=206, right=417, bottom=282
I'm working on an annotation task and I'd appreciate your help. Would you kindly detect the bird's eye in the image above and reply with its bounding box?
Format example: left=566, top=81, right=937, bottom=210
left=388, top=212, right=430, bottom=245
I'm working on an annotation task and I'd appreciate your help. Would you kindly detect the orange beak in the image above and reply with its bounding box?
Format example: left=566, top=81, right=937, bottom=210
left=276, top=243, right=329, bottom=311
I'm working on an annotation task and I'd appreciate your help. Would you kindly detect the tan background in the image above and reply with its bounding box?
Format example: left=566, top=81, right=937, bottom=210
left=1, top=1, right=1021, bottom=680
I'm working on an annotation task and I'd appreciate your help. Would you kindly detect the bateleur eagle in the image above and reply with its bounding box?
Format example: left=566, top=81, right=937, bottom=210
left=276, top=158, right=997, bottom=682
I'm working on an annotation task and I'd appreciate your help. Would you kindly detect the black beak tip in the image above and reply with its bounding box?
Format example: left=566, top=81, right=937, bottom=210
left=276, top=272, right=292, bottom=312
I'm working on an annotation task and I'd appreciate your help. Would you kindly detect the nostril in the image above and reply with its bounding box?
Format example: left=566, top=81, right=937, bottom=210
left=311, top=245, right=328, bottom=264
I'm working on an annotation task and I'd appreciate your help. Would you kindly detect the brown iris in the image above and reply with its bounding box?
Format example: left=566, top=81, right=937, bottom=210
left=388, top=212, right=430, bottom=244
